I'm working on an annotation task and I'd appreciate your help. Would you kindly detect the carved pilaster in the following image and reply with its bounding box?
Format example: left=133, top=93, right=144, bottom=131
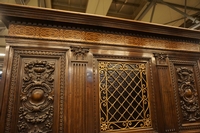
left=154, top=53, right=178, bottom=132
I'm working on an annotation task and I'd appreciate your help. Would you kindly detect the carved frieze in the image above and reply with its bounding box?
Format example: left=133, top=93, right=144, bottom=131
left=8, top=24, right=200, bottom=52
left=176, top=67, right=200, bottom=122
left=18, top=60, right=55, bottom=132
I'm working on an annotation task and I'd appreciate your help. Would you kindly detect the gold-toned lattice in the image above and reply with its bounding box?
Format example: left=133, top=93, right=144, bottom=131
left=99, top=62, right=151, bottom=131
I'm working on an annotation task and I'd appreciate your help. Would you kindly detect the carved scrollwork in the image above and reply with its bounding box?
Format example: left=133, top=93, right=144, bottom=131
left=176, top=67, right=200, bottom=122
left=71, top=46, right=89, bottom=60
left=18, top=60, right=55, bottom=133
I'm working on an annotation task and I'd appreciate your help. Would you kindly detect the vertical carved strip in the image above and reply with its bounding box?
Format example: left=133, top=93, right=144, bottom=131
left=93, top=58, right=98, bottom=133
left=5, top=51, right=20, bottom=133
left=149, top=60, right=158, bottom=130
left=169, top=62, right=181, bottom=129
left=59, top=54, right=66, bottom=133
left=71, top=62, right=87, bottom=133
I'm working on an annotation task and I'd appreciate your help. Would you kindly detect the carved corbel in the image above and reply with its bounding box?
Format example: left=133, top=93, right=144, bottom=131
left=70, top=46, right=89, bottom=60
left=154, top=53, right=168, bottom=66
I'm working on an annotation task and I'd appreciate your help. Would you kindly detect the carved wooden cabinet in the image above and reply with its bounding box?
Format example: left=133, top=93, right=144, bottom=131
left=1, top=3, right=200, bottom=133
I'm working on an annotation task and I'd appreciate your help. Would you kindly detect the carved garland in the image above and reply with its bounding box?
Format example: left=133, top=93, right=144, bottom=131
left=5, top=50, right=66, bottom=133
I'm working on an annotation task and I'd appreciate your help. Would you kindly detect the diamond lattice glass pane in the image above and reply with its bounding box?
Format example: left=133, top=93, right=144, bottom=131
left=99, top=62, right=151, bottom=131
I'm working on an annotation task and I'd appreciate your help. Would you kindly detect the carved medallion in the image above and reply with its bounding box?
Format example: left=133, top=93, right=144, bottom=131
left=18, top=60, right=55, bottom=132
left=176, top=67, right=200, bottom=122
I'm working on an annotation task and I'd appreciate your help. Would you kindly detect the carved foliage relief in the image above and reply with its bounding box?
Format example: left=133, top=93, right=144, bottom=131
left=176, top=66, right=200, bottom=123
left=71, top=46, right=89, bottom=60
left=18, top=60, right=55, bottom=133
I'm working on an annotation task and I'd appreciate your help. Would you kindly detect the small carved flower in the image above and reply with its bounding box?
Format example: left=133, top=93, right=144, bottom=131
left=144, top=119, right=151, bottom=127
left=101, top=123, right=108, bottom=131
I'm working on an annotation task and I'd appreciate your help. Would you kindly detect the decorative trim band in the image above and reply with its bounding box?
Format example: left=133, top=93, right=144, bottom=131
left=8, top=24, right=200, bottom=52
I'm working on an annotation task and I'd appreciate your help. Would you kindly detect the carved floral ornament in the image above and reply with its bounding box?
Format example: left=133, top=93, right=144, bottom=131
left=176, top=67, right=200, bottom=122
left=70, top=46, right=89, bottom=60
left=154, top=53, right=168, bottom=66
left=18, top=60, right=55, bottom=133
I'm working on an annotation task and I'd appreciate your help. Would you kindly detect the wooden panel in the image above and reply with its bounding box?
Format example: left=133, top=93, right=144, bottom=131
left=0, top=49, right=66, bottom=133
left=170, top=60, right=200, bottom=131
left=2, top=3, right=200, bottom=133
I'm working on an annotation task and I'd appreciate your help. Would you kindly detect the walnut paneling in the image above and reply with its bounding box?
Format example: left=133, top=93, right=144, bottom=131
left=2, top=3, right=200, bottom=133
left=0, top=49, right=66, bottom=133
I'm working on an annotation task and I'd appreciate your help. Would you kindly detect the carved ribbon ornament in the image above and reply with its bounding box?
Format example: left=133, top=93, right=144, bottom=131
left=18, top=60, right=55, bottom=133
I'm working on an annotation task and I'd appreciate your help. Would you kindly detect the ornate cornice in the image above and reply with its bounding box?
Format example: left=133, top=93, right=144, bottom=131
left=0, top=3, right=200, bottom=41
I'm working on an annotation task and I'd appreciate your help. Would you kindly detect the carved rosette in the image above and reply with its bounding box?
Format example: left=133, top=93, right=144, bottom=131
left=176, top=67, right=200, bottom=122
left=18, top=60, right=55, bottom=132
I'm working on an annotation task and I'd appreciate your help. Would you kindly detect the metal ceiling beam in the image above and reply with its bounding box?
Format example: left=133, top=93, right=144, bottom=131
left=189, top=23, right=200, bottom=29
left=53, top=2, right=85, bottom=12
left=117, top=0, right=128, bottom=13
left=38, top=0, right=51, bottom=8
left=164, top=17, right=185, bottom=25
left=157, top=0, right=200, bottom=12
left=113, top=0, right=140, bottom=7
left=159, top=0, right=200, bottom=28
left=86, top=0, right=112, bottom=16
left=15, top=0, right=30, bottom=5
left=150, top=3, right=156, bottom=22
left=136, top=0, right=156, bottom=20
left=45, top=0, right=52, bottom=8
